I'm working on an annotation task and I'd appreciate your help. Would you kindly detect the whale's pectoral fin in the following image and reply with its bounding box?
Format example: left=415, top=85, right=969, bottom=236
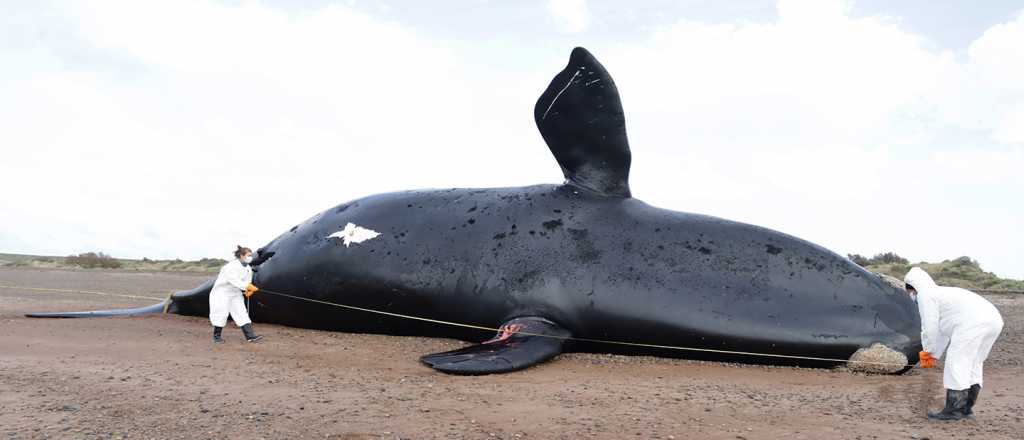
left=420, top=317, right=570, bottom=375
left=535, top=47, right=631, bottom=197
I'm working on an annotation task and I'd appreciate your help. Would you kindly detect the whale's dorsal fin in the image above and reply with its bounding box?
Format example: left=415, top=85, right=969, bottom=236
left=535, top=47, right=631, bottom=197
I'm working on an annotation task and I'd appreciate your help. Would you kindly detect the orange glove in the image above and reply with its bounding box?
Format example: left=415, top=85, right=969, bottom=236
left=244, top=283, right=259, bottom=298
left=919, top=351, right=936, bottom=368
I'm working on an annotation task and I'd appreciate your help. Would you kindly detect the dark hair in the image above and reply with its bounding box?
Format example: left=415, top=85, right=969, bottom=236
left=234, top=245, right=252, bottom=259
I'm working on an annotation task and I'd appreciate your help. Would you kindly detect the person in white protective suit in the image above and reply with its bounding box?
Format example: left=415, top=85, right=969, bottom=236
left=905, top=267, right=1003, bottom=420
left=209, top=246, right=264, bottom=343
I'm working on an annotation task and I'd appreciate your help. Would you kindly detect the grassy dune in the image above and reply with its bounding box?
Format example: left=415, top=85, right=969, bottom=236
left=0, top=252, right=225, bottom=273
left=852, top=253, right=1024, bottom=292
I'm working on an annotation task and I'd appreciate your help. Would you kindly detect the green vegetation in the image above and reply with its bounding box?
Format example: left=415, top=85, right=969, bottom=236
left=0, top=252, right=226, bottom=273
left=66, top=252, right=122, bottom=269
left=849, top=252, right=1024, bottom=292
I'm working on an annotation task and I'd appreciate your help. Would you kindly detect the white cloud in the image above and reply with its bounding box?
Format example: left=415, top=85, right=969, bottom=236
left=967, top=10, right=1024, bottom=93
left=601, top=0, right=1024, bottom=277
left=547, top=0, right=590, bottom=33
left=991, top=105, right=1024, bottom=144
left=0, top=0, right=541, bottom=261
left=1, top=0, right=1022, bottom=279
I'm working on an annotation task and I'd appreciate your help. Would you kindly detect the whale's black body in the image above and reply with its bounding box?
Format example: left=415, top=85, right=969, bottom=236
left=31, top=48, right=922, bottom=374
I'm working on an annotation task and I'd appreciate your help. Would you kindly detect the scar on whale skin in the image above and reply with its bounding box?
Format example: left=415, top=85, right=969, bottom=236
left=542, top=69, right=581, bottom=120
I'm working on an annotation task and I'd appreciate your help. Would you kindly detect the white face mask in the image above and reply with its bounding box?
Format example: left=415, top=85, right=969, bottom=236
left=241, top=254, right=253, bottom=264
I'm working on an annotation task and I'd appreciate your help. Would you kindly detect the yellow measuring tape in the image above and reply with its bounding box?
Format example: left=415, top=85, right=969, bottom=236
left=1, top=283, right=916, bottom=369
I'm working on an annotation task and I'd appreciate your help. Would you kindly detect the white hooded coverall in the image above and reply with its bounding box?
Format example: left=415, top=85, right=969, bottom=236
left=905, top=267, right=1003, bottom=390
left=209, top=259, right=253, bottom=328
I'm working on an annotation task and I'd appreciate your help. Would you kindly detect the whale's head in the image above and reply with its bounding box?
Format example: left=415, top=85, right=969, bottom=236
left=860, top=269, right=923, bottom=368
left=246, top=210, right=388, bottom=307
left=793, top=253, right=923, bottom=371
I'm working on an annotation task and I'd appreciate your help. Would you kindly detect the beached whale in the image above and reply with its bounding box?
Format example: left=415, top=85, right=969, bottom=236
left=29, top=47, right=922, bottom=375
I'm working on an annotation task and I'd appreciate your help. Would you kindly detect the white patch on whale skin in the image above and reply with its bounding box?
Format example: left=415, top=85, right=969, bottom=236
left=328, top=223, right=381, bottom=247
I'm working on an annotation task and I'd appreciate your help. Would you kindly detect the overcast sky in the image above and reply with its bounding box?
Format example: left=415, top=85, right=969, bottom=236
left=1, top=0, right=1022, bottom=279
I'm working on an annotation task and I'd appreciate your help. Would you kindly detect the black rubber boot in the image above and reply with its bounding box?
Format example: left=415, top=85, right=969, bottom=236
left=241, top=323, right=263, bottom=342
left=213, top=326, right=224, bottom=344
left=964, top=384, right=981, bottom=417
left=927, top=389, right=969, bottom=421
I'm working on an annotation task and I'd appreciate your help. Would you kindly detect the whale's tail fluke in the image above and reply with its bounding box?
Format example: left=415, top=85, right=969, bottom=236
left=25, top=301, right=169, bottom=318
left=25, top=278, right=215, bottom=319
left=163, top=278, right=214, bottom=316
